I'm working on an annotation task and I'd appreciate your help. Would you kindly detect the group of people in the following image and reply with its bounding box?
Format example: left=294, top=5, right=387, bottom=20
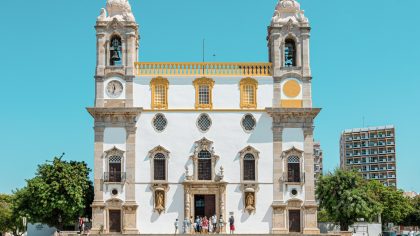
left=174, top=215, right=236, bottom=234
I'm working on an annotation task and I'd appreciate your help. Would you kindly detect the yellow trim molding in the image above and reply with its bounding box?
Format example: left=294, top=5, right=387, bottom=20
left=193, top=77, right=214, bottom=109
left=150, top=77, right=169, bottom=109
left=143, top=109, right=266, bottom=112
left=240, top=78, right=258, bottom=109
left=283, top=80, right=301, bottom=98
left=281, top=100, right=303, bottom=108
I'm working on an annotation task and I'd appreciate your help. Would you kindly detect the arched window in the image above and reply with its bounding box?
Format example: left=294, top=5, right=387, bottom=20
left=198, top=150, right=212, bottom=180
left=243, top=153, right=256, bottom=181
left=153, top=153, right=166, bottom=181
left=110, top=35, right=122, bottom=66
left=284, top=39, right=296, bottom=67
left=150, top=77, right=169, bottom=109
left=240, top=78, right=258, bottom=109
left=287, top=156, right=300, bottom=182
left=109, top=155, right=122, bottom=182
left=193, top=78, right=214, bottom=109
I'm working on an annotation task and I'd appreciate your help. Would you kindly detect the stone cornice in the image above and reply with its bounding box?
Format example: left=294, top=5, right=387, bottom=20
left=87, top=107, right=142, bottom=126
left=266, top=108, right=321, bottom=125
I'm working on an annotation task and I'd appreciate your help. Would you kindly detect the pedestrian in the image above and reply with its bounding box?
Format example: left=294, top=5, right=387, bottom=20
left=190, top=216, right=195, bottom=234
left=195, top=216, right=200, bottom=233
left=229, top=215, right=235, bottom=234
left=183, top=217, right=189, bottom=234
left=218, top=215, right=224, bottom=234
left=202, top=216, right=209, bottom=234
left=174, top=218, right=179, bottom=234
left=78, top=217, right=84, bottom=234
left=209, top=219, right=213, bottom=233
left=211, top=214, right=217, bottom=233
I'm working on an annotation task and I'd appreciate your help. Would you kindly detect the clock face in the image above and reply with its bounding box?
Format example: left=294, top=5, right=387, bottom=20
left=106, top=80, right=123, bottom=98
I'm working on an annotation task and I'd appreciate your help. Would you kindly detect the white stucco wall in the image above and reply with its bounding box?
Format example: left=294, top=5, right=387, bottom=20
left=133, top=76, right=273, bottom=109
left=135, top=111, right=273, bottom=233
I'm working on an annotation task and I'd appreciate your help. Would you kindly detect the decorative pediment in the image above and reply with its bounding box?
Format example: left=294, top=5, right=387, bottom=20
left=148, top=145, right=170, bottom=159
left=239, top=146, right=260, bottom=158
left=105, top=198, right=123, bottom=208
left=107, top=18, right=124, bottom=30
left=193, top=137, right=214, bottom=154
left=282, top=146, right=303, bottom=158
left=104, top=146, right=125, bottom=158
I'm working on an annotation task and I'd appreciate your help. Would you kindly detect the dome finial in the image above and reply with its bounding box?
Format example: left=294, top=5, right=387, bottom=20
left=271, top=0, right=308, bottom=26
left=98, top=0, right=135, bottom=22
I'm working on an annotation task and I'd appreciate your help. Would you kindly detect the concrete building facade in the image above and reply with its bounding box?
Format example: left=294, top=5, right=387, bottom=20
left=340, top=126, right=397, bottom=188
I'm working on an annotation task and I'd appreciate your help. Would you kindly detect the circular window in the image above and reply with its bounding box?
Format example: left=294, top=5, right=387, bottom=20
left=153, top=113, right=167, bottom=132
left=242, top=114, right=256, bottom=132
left=291, top=189, right=298, bottom=197
left=197, top=114, right=212, bottom=132
left=111, top=189, right=118, bottom=196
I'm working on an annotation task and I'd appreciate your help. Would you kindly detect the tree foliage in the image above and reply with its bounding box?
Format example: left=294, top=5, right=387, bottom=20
left=403, top=196, right=420, bottom=227
left=316, top=169, right=382, bottom=231
left=367, top=181, right=413, bottom=226
left=14, top=157, right=93, bottom=229
left=0, top=194, right=26, bottom=236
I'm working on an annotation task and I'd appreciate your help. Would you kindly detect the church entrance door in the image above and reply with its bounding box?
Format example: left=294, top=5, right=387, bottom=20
left=289, top=210, right=301, bottom=233
left=194, top=195, right=216, bottom=218
left=109, top=210, right=121, bottom=233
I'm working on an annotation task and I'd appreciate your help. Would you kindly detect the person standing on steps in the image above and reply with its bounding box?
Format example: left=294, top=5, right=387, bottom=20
left=211, top=214, right=217, bottom=234
left=218, top=215, right=224, bottom=234
left=174, top=218, right=179, bottom=235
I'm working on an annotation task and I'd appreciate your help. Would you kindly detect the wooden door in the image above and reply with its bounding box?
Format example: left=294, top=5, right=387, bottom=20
left=289, top=210, right=301, bottom=233
left=109, top=163, right=121, bottom=182
left=204, top=195, right=216, bottom=218
left=109, top=210, right=121, bottom=233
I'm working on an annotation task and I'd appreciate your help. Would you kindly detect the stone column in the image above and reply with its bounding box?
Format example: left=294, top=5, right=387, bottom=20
left=96, top=32, right=106, bottom=76
left=91, top=125, right=105, bottom=233
left=301, top=31, right=311, bottom=77
left=272, top=124, right=288, bottom=234
left=184, top=187, right=191, bottom=219
left=123, top=125, right=139, bottom=234
left=125, top=76, right=134, bottom=107
left=125, top=32, right=137, bottom=76
left=95, top=76, right=105, bottom=107
left=303, top=127, right=320, bottom=234
left=296, top=41, right=302, bottom=67
left=273, top=77, right=282, bottom=108
left=302, top=80, right=312, bottom=108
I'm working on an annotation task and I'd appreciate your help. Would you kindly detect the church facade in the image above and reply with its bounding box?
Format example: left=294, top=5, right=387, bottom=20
left=88, top=0, right=321, bottom=234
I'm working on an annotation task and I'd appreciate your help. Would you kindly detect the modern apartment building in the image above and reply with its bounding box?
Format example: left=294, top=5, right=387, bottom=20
left=314, top=141, right=323, bottom=189
left=340, top=126, right=397, bottom=188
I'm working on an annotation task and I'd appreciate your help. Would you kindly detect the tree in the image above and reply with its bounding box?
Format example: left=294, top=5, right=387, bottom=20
left=0, top=194, right=27, bottom=236
left=316, top=169, right=382, bottom=231
left=14, top=156, right=93, bottom=229
left=367, top=181, right=413, bottom=226
left=403, top=196, right=420, bottom=227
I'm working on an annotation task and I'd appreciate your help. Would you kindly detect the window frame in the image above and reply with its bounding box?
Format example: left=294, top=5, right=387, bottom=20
left=193, top=77, right=214, bottom=109
left=282, top=147, right=304, bottom=184
left=190, top=138, right=219, bottom=181
left=150, top=77, right=169, bottom=110
left=109, top=34, right=123, bottom=66
left=104, top=146, right=126, bottom=183
left=148, top=146, right=170, bottom=182
left=240, top=78, right=258, bottom=109
left=239, top=146, right=260, bottom=183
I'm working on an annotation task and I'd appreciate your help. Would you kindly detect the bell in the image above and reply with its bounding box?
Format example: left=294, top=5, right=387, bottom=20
left=111, top=50, right=121, bottom=61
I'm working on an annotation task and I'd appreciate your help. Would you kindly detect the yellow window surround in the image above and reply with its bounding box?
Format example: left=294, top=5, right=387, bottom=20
left=150, top=77, right=169, bottom=109
left=240, top=77, right=258, bottom=109
left=193, top=77, right=214, bottom=109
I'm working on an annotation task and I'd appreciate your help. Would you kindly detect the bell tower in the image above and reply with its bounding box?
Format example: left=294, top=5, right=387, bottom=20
left=267, top=0, right=321, bottom=234
left=94, top=0, right=139, bottom=108
left=88, top=0, right=141, bottom=234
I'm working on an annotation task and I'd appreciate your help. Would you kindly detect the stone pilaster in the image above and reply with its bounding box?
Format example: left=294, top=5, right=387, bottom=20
left=301, top=30, right=311, bottom=77
left=91, top=126, right=105, bottom=234
left=302, top=80, right=312, bottom=108
left=95, top=76, right=105, bottom=107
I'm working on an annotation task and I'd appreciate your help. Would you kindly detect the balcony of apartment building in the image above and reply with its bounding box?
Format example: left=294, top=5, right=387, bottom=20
left=369, top=132, right=378, bottom=139
left=379, top=173, right=387, bottom=179
left=361, top=158, right=367, bottom=164
left=387, top=148, right=395, bottom=154
left=387, top=155, right=395, bottom=162
left=370, top=165, right=379, bottom=172
left=362, top=141, right=369, bottom=148
left=379, top=165, right=387, bottom=171
left=345, top=135, right=353, bottom=142
left=379, top=157, right=388, bottom=163
left=387, top=164, right=396, bottom=171
left=346, top=152, right=353, bottom=158
left=369, top=149, right=378, bottom=155
left=353, top=151, right=361, bottom=157
left=353, top=134, right=361, bottom=140
left=387, top=172, right=396, bottom=179
left=353, top=142, right=361, bottom=148
left=386, top=130, right=394, bottom=137
left=378, top=132, right=386, bottom=138
left=378, top=148, right=387, bottom=155
left=370, top=174, right=380, bottom=180
left=386, top=139, right=395, bottom=146
left=369, top=157, right=378, bottom=163
left=378, top=140, right=386, bottom=146
left=353, top=158, right=361, bottom=164
left=388, top=181, right=397, bottom=187
left=361, top=133, right=369, bottom=140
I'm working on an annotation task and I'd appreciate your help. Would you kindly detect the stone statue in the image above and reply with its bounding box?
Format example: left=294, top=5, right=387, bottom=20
left=101, top=0, right=135, bottom=22
left=97, top=8, right=107, bottom=21
left=246, top=192, right=255, bottom=209
left=156, top=191, right=164, bottom=210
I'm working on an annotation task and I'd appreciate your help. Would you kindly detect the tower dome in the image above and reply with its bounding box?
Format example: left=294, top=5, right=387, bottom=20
left=271, top=0, right=308, bottom=26
left=276, top=0, right=301, bottom=12
left=98, top=0, right=135, bottom=22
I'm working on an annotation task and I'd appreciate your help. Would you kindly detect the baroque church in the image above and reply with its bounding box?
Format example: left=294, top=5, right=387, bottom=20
left=88, top=0, right=321, bottom=234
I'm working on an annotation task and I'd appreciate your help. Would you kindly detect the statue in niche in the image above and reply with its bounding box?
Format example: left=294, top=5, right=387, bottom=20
left=155, top=191, right=165, bottom=214
left=245, top=192, right=255, bottom=212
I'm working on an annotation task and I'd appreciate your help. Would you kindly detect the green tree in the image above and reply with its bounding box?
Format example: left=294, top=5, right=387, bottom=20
left=316, top=169, right=382, bottom=231
left=14, top=156, right=93, bottom=229
left=367, top=181, right=413, bottom=226
left=0, top=194, right=27, bottom=236
left=403, top=196, right=420, bottom=227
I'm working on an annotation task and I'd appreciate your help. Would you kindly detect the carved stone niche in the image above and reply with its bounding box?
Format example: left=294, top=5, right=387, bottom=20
left=150, top=184, right=169, bottom=214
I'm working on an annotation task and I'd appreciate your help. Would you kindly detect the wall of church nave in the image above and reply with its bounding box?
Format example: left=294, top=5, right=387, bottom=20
left=135, top=112, right=273, bottom=184
left=136, top=183, right=185, bottom=234
left=133, top=76, right=273, bottom=109
left=225, top=184, right=273, bottom=234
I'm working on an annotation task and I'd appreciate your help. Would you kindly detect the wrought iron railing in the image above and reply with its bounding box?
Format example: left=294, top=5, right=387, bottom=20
left=103, top=172, right=126, bottom=183
left=134, top=62, right=272, bottom=76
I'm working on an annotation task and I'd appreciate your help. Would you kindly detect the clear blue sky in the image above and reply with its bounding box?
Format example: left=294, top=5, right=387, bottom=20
left=0, top=0, right=419, bottom=193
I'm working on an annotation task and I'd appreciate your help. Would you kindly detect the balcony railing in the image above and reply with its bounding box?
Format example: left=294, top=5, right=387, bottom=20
left=103, top=172, right=126, bottom=183
left=134, top=62, right=273, bottom=76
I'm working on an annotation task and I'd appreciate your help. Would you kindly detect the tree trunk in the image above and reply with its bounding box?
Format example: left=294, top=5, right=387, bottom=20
left=340, top=222, right=349, bottom=231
